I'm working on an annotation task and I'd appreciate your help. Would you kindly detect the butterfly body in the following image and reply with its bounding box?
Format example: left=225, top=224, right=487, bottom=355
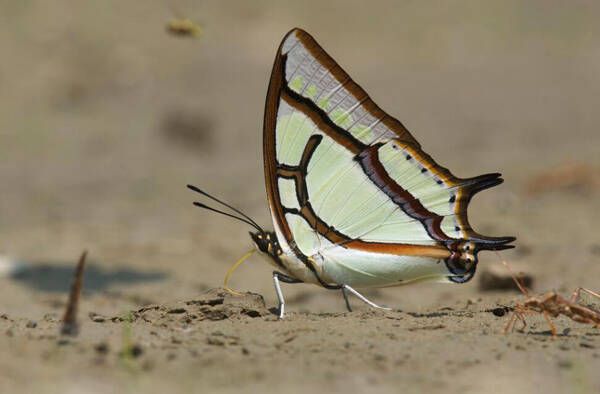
left=252, top=226, right=475, bottom=288
left=251, top=229, right=324, bottom=285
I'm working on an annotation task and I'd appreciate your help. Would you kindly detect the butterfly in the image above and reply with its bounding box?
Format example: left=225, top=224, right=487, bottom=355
left=189, top=28, right=515, bottom=318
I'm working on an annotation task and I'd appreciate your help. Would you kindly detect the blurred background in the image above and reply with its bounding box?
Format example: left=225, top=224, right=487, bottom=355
left=1, top=0, right=599, bottom=324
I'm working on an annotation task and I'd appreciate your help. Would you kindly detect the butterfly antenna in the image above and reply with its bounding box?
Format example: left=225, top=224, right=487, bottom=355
left=187, top=185, right=263, bottom=232
left=495, top=251, right=530, bottom=297
left=192, top=202, right=262, bottom=232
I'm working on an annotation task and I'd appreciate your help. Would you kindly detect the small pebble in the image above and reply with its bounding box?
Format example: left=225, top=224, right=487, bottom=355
left=492, top=308, right=506, bottom=317
left=94, top=343, right=109, bottom=354
left=557, top=360, right=573, bottom=369
left=131, top=345, right=143, bottom=358
left=89, top=313, right=106, bottom=323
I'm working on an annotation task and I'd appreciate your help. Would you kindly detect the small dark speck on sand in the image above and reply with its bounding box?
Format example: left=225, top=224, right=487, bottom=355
left=131, top=345, right=143, bottom=358
left=492, top=308, right=506, bottom=317
left=557, top=360, right=573, bottom=369
left=89, top=313, right=106, bottom=323
left=95, top=343, right=109, bottom=354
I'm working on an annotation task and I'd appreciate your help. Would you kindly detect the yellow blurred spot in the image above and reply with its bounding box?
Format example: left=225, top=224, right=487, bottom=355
left=166, top=19, right=202, bottom=38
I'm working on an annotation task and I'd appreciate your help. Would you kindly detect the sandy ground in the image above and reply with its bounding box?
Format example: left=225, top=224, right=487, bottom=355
left=1, top=1, right=600, bottom=393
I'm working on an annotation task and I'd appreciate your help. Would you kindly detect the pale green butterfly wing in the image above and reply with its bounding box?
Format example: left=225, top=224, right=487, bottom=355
left=263, top=29, right=514, bottom=287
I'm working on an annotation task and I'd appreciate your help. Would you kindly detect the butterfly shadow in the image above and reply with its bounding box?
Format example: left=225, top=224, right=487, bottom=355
left=10, top=260, right=168, bottom=293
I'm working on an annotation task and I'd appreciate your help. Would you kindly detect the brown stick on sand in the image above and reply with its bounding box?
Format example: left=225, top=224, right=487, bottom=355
left=496, top=252, right=600, bottom=339
left=61, top=251, right=88, bottom=336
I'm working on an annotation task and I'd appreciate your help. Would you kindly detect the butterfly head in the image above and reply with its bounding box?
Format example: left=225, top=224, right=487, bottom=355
left=249, top=231, right=282, bottom=258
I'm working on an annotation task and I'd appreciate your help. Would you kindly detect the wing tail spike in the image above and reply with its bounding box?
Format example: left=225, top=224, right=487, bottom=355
left=461, top=173, right=504, bottom=195
left=492, top=244, right=516, bottom=251
left=472, top=236, right=516, bottom=251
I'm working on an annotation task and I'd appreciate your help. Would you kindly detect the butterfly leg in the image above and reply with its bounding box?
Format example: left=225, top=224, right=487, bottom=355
left=272, top=271, right=302, bottom=319
left=341, top=286, right=352, bottom=312
left=341, top=284, right=392, bottom=311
